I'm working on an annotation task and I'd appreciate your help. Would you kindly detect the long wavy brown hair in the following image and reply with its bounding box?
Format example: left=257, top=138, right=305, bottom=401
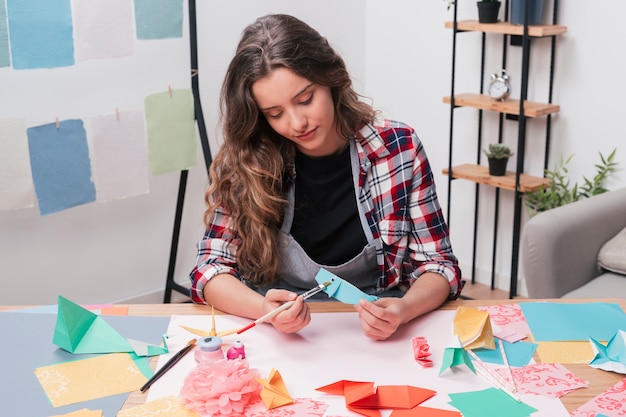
left=205, top=14, right=376, bottom=286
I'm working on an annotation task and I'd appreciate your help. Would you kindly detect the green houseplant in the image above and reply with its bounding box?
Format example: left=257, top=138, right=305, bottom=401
left=524, top=149, right=618, bottom=217
left=484, top=143, right=513, bottom=176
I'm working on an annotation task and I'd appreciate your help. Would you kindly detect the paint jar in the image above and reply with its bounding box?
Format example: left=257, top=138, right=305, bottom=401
left=226, top=340, right=246, bottom=360
left=194, top=336, right=224, bottom=364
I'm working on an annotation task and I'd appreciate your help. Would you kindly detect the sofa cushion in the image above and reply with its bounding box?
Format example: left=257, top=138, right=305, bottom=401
left=597, top=226, right=626, bottom=275
left=562, top=272, right=626, bottom=299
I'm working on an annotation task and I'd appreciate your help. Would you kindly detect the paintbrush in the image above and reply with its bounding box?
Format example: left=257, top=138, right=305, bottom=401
left=236, top=281, right=331, bottom=334
left=140, top=338, right=197, bottom=393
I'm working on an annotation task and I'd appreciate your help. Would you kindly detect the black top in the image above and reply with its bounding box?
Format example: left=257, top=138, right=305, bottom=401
left=290, top=146, right=368, bottom=265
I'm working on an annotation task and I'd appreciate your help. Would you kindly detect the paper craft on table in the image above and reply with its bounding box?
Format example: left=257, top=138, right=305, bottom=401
left=438, top=337, right=476, bottom=376
left=534, top=341, right=595, bottom=364
left=478, top=304, right=531, bottom=343
left=53, top=295, right=168, bottom=356
left=453, top=306, right=495, bottom=350
left=589, top=329, right=626, bottom=374
left=494, top=363, right=588, bottom=398
left=390, top=406, right=461, bottom=417
left=34, top=352, right=147, bottom=407
left=473, top=339, right=537, bottom=367
left=117, top=396, right=200, bottom=417
left=520, top=302, right=626, bottom=342
left=411, top=336, right=433, bottom=367
left=570, top=377, right=626, bottom=417
left=256, top=368, right=294, bottom=409
left=50, top=409, right=103, bottom=417
left=314, top=269, right=378, bottom=304
left=316, top=379, right=435, bottom=417
left=448, top=387, right=538, bottom=417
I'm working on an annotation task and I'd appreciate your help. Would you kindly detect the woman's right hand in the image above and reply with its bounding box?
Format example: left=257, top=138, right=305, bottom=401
left=264, top=289, right=311, bottom=333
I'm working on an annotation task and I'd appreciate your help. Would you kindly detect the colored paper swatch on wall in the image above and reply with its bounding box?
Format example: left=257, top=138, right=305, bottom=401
left=0, top=0, right=9, bottom=67
left=27, top=119, right=96, bottom=215
left=134, top=0, right=183, bottom=40
left=74, top=0, right=134, bottom=61
left=91, top=110, right=150, bottom=202
left=6, top=0, right=75, bottom=69
left=144, top=88, right=197, bottom=175
left=0, top=118, right=35, bottom=210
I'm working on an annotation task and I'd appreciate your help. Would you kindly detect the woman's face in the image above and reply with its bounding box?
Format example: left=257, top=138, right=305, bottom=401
left=252, top=67, right=344, bottom=157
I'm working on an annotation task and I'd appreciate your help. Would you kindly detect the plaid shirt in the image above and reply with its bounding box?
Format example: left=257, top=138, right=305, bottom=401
left=190, top=119, right=462, bottom=303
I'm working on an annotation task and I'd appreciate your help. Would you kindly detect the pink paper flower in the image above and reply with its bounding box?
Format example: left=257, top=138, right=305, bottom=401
left=180, top=358, right=263, bottom=417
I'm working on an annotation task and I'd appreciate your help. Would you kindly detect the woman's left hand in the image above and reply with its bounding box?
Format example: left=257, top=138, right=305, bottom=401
left=354, top=298, right=406, bottom=340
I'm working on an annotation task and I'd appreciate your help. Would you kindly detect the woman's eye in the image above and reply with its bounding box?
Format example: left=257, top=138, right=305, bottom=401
left=299, top=94, right=313, bottom=105
left=268, top=112, right=283, bottom=119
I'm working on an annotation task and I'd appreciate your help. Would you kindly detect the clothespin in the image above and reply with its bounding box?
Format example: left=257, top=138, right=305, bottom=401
left=168, top=85, right=173, bottom=97
left=115, top=107, right=120, bottom=121
left=191, top=69, right=198, bottom=78
left=55, top=117, right=60, bottom=129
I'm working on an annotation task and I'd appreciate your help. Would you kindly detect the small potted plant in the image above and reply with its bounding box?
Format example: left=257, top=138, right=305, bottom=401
left=477, top=0, right=501, bottom=24
left=484, top=143, right=513, bottom=176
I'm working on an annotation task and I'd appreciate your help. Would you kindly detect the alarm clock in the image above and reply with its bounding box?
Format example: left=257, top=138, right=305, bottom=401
left=488, top=70, right=511, bottom=101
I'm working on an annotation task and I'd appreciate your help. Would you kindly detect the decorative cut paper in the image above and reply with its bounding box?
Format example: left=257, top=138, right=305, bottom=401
left=50, top=409, right=102, bottom=417
left=453, top=306, right=495, bottom=350
left=314, top=269, right=378, bottom=304
left=589, top=330, right=626, bottom=374
left=256, top=368, right=294, bottom=409
left=316, top=380, right=435, bottom=417
left=570, top=377, right=626, bottom=417
left=117, top=396, right=200, bottom=417
left=494, top=363, right=588, bottom=398
left=411, top=336, right=433, bottom=367
left=245, top=398, right=330, bottom=417
left=53, top=295, right=168, bottom=356
left=478, top=304, right=531, bottom=343
left=34, top=353, right=146, bottom=407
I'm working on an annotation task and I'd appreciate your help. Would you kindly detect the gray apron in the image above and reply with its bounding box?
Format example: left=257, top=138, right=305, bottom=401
left=254, top=142, right=404, bottom=299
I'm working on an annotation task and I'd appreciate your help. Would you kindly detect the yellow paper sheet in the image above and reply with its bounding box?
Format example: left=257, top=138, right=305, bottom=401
left=35, top=353, right=147, bottom=407
left=117, top=396, right=200, bottom=417
left=535, top=341, right=595, bottom=364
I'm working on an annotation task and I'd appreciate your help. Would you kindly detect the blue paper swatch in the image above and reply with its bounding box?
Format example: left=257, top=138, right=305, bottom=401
left=7, top=0, right=75, bottom=69
left=27, top=119, right=96, bottom=215
left=134, top=0, right=183, bottom=40
left=0, top=0, right=9, bottom=67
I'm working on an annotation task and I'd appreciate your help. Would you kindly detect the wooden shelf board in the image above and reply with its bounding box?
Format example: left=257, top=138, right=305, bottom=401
left=443, top=93, right=560, bottom=117
left=442, top=163, right=549, bottom=192
left=445, top=20, right=567, bottom=37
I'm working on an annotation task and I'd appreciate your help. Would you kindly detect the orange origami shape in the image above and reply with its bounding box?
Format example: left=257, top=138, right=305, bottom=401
left=316, top=380, right=436, bottom=417
left=255, top=368, right=294, bottom=409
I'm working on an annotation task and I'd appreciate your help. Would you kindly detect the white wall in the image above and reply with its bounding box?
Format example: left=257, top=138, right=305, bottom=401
left=1, top=0, right=625, bottom=305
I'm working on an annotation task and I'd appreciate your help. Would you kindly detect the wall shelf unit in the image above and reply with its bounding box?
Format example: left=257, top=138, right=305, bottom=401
left=444, top=0, right=566, bottom=298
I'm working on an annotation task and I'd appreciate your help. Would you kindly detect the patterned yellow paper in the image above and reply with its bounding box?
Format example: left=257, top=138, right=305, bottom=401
left=116, top=396, right=200, bottom=417
left=35, top=353, right=147, bottom=407
left=50, top=408, right=102, bottom=417
left=535, top=341, right=595, bottom=364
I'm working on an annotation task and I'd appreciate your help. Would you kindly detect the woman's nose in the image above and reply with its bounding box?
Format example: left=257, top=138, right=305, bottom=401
left=289, top=109, right=308, bottom=133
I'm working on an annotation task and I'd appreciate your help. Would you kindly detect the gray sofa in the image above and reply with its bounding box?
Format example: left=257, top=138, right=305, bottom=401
left=521, top=187, right=626, bottom=299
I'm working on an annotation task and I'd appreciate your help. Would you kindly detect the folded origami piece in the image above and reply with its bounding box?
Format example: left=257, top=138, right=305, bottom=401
left=439, top=337, right=476, bottom=376
left=453, top=306, right=495, bottom=350
left=411, top=336, right=433, bottom=367
left=255, top=368, right=294, bottom=409
left=53, top=295, right=168, bottom=356
left=316, top=380, right=435, bottom=417
left=314, top=269, right=378, bottom=305
left=589, top=329, right=626, bottom=374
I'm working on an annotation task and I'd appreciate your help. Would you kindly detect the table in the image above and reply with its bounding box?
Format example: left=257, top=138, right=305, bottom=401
left=5, top=298, right=623, bottom=414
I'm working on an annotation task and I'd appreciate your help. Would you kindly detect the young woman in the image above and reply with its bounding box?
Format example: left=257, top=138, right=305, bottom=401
left=189, top=14, right=462, bottom=340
